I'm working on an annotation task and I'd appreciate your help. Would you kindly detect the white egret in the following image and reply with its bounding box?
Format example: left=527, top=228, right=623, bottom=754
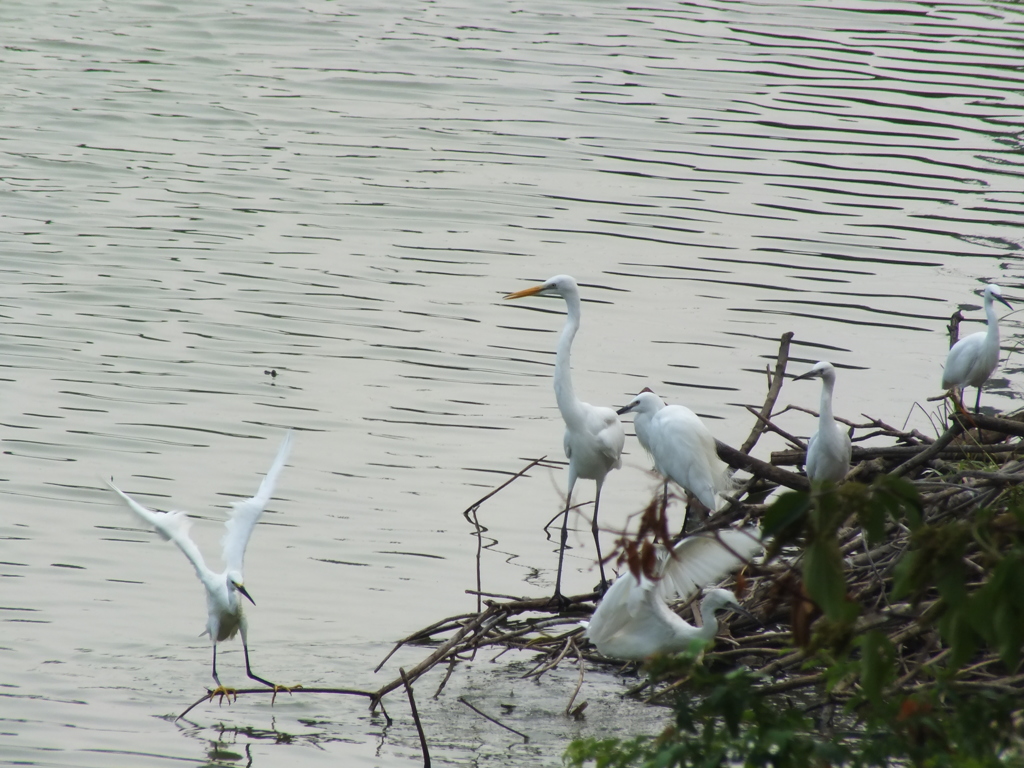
left=505, top=275, right=625, bottom=601
left=582, top=528, right=761, bottom=660
left=942, top=284, right=1012, bottom=413
left=105, top=430, right=294, bottom=696
left=617, top=389, right=733, bottom=513
left=794, top=361, right=851, bottom=485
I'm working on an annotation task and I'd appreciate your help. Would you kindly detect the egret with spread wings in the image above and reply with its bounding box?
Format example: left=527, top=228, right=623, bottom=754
left=105, top=430, right=294, bottom=697
left=582, top=527, right=761, bottom=660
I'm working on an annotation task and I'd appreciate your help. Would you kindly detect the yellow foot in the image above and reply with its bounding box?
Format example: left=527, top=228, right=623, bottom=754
left=270, top=683, right=302, bottom=705
left=207, top=685, right=237, bottom=706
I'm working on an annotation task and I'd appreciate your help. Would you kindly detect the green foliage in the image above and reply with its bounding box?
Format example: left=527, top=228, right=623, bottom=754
left=566, top=478, right=1024, bottom=768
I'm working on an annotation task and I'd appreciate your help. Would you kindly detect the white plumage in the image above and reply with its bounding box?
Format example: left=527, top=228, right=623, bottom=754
left=617, top=389, right=733, bottom=512
left=795, top=361, right=851, bottom=485
left=942, top=284, right=1012, bottom=413
left=506, top=275, right=625, bottom=599
left=105, top=431, right=293, bottom=693
left=582, top=528, right=761, bottom=660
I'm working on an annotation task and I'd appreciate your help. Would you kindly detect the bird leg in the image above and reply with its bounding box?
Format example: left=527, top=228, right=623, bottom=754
left=243, top=640, right=280, bottom=688
left=208, top=645, right=237, bottom=704
left=974, top=385, right=983, bottom=415
left=242, top=639, right=302, bottom=703
left=948, top=388, right=979, bottom=432
left=591, top=482, right=608, bottom=595
left=550, top=499, right=573, bottom=611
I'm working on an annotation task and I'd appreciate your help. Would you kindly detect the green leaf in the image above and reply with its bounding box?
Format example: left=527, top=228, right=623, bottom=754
left=804, top=538, right=846, bottom=620
left=859, top=630, right=895, bottom=705
left=761, top=490, right=811, bottom=544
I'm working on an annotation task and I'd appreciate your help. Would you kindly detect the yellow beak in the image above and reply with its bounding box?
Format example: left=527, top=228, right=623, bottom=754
left=504, top=284, right=545, bottom=300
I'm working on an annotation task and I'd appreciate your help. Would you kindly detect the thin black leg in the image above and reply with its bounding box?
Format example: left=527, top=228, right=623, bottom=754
left=212, top=644, right=222, bottom=689
left=551, top=499, right=571, bottom=609
left=591, top=483, right=607, bottom=594
left=243, top=638, right=277, bottom=689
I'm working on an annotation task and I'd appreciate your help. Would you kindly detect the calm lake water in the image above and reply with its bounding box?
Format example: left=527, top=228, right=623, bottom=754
left=2, top=0, right=1023, bottom=764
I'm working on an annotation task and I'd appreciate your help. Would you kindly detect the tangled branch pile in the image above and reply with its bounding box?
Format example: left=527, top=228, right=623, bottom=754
left=375, top=332, right=1024, bottom=764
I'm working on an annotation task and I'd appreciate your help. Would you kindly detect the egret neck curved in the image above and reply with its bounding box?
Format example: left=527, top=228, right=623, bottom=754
left=818, top=366, right=837, bottom=430
left=984, top=288, right=1002, bottom=360
left=553, top=286, right=586, bottom=429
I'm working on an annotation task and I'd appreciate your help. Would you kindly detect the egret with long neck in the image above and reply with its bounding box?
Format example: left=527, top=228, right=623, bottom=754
left=794, top=361, right=851, bottom=485
left=582, top=528, right=761, bottom=660
left=942, top=284, right=1012, bottom=413
left=505, top=275, right=624, bottom=603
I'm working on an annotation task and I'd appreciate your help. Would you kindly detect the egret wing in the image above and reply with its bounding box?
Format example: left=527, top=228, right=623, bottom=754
left=592, top=406, right=625, bottom=469
left=942, top=332, right=985, bottom=389
left=105, top=479, right=211, bottom=582
left=222, top=430, right=294, bottom=575
left=657, top=528, right=762, bottom=602
left=584, top=567, right=643, bottom=647
left=648, top=406, right=731, bottom=510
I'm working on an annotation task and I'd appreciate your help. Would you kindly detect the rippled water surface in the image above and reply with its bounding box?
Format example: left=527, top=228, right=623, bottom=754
left=3, top=0, right=1023, bottom=764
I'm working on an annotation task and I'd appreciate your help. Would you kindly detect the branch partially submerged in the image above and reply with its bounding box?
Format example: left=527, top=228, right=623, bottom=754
left=176, top=685, right=387, bottom=722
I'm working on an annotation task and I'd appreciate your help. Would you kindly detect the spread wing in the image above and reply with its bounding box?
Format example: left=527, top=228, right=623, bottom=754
left=657, top=527, right=762, bottom=602
left=104, top=478, right=212, bottom=582
left=222, top=430, right=294, bottom=576
left=584, top=566, right=644, bottom=647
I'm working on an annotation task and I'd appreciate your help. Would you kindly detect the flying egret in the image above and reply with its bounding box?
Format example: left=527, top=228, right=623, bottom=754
left=617, top=389, right=733, bottom=514
left=582, top=528, right=761, bottom=660
left=505, top=275, right=625, bottom=601
left=105, top=430, right=294, bottom=697
left=942, top=284, right=1013, bottom=413
left=794, top=361, right=851, bottom=485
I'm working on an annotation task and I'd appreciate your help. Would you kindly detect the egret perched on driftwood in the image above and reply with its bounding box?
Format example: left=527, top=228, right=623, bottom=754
left=582, top=528, right=761, bottom=660
left=505, top=275, right=624, bottom=602
left=617, top=388, right=733, bottom=513
left=105, top=431, right=294, bottom=697
left=942, top=284, right=1012, bottom=414
left=794, top=361, right=851, bottom=485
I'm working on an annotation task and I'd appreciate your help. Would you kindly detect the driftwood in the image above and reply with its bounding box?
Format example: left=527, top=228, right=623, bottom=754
left=363, top=331, right=1024, bottom=733
left=176, top=330, right=1024, bottom=756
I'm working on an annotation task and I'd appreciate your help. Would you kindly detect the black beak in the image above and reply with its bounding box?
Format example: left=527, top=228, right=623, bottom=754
left=236, top=584, right=256, bottom=606
left=616, top=404, right=633, bottom=416
left=793, top=371, right=815, bottom=381
left=999, top=296, right=1013, bottom=311
left=728, top=604, right=758, bottom=623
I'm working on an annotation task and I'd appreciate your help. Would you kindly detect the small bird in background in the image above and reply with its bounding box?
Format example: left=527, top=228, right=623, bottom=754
left=582, top=528, right=761, bottom=660
left=105, top=430, right=294, bottom=699
left=794, top=361, right=851, bottom=485
left=617, top=388, right=733, bottom=515
left=942, top=284, right=1013, bottom=414
left=505, top=275, right=624, bottom=603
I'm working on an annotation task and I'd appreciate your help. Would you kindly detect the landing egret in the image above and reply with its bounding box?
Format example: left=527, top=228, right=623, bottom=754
left=617, top=389, right=733, bottom=513
left=582, top=528, right=761, bottom=660
left=105, top=431, right=294, bottom=696
left=505, top=275, right=625, bottom=600
left=942, top=284, right=1012, bottom=413
left=794, top=361, right=851, bottom=485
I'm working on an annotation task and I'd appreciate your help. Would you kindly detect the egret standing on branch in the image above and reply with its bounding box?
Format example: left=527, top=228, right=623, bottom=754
left=794, top=361, right=851, bottom=485
left=505, top=275, right=625, bottom=602
left=105, top=430, right=295, bottom=698
left=942, top=284, right=1012, bottom=414
left=617, top=388, right=733, bottom=514
left=582, top=528, right=761, bottom=660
